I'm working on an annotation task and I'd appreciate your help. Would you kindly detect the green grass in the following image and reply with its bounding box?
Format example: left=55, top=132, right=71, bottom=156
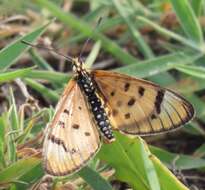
left=0, top=0, right=205, bottom=189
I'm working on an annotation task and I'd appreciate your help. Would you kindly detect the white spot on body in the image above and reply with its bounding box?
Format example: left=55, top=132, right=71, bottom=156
left=97, top=114, right=101, bottom=119
left=99, top=121, right=105, bottom=126
left=102, top=127, right=107, bottom=131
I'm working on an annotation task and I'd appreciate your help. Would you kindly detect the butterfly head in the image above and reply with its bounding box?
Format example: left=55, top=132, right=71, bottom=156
left=72, top=57, right=85, bottom=74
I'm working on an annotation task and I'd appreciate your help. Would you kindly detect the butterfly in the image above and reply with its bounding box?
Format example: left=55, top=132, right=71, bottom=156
left=42, top=56, right=194, bottom=176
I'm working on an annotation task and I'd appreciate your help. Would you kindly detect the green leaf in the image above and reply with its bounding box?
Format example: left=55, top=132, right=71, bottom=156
left=24, top=70, right=69, bottom=84
left=28, top=49, right=54, bottom=71
left=18, top=52, right=200, bottom=89
left=0, top=67, right=34, bottom=84
left=0, top=154, right=41, bottom=184
left=85, top=40, right=101, bottom=69
left=0, top=116, right=6, bottom=168
left=193, top=143, right=205, bottom=158
left=7, top=88, right=19, bottom=163
left=191, top=0, right=203, bottom=16
left=151, top=146, right=205, bottom=170
left=138, top=138, right=160, bottom=190
left=98, top=133, right=148, bottom=190
left=0, top=22, right=51, bottom=71
left=9, top=88, right=19, bottom=131
left=21, top=52, right=197, bottom=84
left=78, top=166, right=113, bottom=190
left=169, top=0, right=203, bottom=45
left=150, top=156, right=189, bottom=190
left=98, top=132, right=187, bottom=190
left=175, top=64, right=205, bottom=79
left=186, top=94, right=205, bottom=117
left=15, top=164, right=43, bottom=189
left=116, top=52, right=199, bottom=78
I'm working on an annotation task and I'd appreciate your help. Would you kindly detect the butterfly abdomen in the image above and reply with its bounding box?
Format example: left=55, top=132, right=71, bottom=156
left=77, top=73, right=115, bottom=142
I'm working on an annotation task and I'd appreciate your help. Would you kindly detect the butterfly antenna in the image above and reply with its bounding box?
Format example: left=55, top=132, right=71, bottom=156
left=21, top=40, right=73, bottom=63
left=79, top=17, right=102, bottom=60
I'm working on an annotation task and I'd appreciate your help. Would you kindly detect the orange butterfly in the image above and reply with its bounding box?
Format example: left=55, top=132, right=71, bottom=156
left=41, top=56, right=194, bottom=176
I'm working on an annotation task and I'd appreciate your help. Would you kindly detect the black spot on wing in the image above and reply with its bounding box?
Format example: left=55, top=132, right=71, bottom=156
left=110, top=91, right=115, bottom=96
left=63, top=109, right=69, bottom=115
left=128, top=97, right=136, bottom=106
left=138, top=86, right=145, bottom=97
left=155, top=90, right=165, bottom=114
left=125, top=113, right=131, bottom=119
left=151, top=114, right=157, bottom=120
left=84, top=132, right=91, bottom=136
left=112, top=109, right=118, bottom=117
left=48, top=134, right=68, bottom=152
left=72, top=124, right=80, bottom=129
left=124, top=83, right=130, bottom=92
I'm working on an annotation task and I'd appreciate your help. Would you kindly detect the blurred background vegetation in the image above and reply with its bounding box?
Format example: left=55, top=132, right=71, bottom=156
left=0, top=0, right=205, bottom=189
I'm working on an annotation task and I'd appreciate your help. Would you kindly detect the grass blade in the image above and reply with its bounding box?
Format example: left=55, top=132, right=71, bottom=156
left=150, top=156, right=189, bottom=190
left=175, top=64, right=205, bottom=79
left=117, top=52, right=199, bottom=78
left=0, top=67, right=34, bottom=83
left=193, top=143, right=205, bottom=158
left=0, top=154, right=41, bottom=184
left=28, top=49, right=54, bottom=71
left=79, top=166, right=113, bottom=190
left=0, top=22, right=50, bottom=71
left=24, top=78, right=59, bottom=103
left=191, top=0, right=203, bottom=16
left=0, top=116, right=6, bottom=168
left=34, top=0, right=138, bottom=65
left=9, top=88, right=20, bottom=131
left=138, top=138, right=160, bottom=190
left=170, top=0, right=203, bottom=44
left=112, top=0, right=154, bottom=59
left=85, top=40, right=101, bottom=69
left=24, top=70, right=69, bottom=84
left=151, top=146, right=205, bottom=170
left=137, top=16, right=202, bottom=52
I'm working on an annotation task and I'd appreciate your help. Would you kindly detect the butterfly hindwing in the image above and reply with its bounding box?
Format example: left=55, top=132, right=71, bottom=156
left=43, top=80, right=100, bottom=176
left=92, top=70, right=194, bottom=135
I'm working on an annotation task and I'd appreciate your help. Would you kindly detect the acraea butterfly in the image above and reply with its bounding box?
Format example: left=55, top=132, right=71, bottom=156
left=22, top=41, right=194, bottom=176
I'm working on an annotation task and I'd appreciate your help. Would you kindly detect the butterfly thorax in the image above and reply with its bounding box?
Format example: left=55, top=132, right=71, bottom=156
left=72, top=58, right=115, bottom=142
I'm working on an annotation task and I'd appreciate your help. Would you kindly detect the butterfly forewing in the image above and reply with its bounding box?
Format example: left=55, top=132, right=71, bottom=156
left=43, top=80, right=100, bottom=176
left=92, top=70, right=194, bottom=135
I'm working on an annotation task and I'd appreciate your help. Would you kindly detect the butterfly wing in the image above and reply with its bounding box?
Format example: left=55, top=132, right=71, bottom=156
left=92, top=70, right=194, bottom=135
left=43, top=80, right=100, bottom=176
